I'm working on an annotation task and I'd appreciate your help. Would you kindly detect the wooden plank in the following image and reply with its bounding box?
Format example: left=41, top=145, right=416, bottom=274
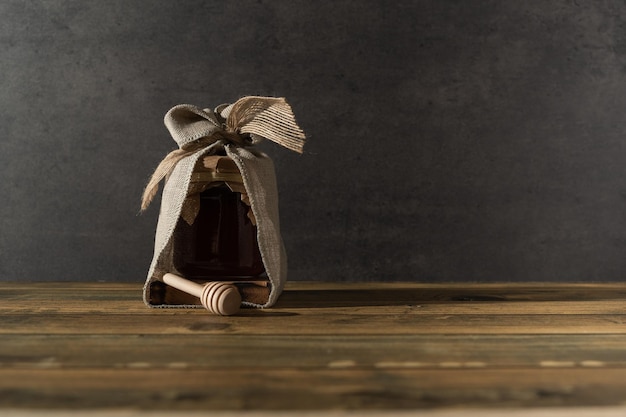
left=1, top=299, right=625, bottom=315
left=2, top=282, right=626, bottom=303
left=1, top=282, right=625, bottom=335
left=1, top=368, right=626, bottom=409
left=1, top=334, right=626, bottom=370
left=1, top=282, right=624, bottom=315
left=1, top=310, right=625, bottom=335
left=4, top=407, right=626, bottom=417
left=4, top=408, right=626, bottom=417
left=274, top=283, right=626, bottom=307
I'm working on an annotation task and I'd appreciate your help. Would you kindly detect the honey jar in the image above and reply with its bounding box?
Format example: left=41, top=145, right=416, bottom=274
left=172, top=154, right=267, bottom=282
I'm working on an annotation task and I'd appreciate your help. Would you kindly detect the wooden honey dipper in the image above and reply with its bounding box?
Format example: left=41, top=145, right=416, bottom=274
left=162, top=273, right=241, bottom=315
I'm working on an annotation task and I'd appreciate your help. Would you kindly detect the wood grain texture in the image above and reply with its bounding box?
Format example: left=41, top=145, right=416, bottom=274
left=0, top=282, right=625, bottom=413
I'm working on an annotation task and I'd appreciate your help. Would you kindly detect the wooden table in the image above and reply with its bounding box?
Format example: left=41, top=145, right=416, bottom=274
left=1, top=281, right=626, bottom=416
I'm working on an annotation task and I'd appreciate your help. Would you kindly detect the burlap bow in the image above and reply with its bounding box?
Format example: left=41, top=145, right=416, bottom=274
left=141, top=96, right=306, bottom=212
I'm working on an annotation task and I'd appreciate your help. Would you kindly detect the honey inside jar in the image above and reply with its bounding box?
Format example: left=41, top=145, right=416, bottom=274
left=172, top=155, right=266, bottom=281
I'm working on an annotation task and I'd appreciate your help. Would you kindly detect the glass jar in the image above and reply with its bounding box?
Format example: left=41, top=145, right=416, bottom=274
left=172, top=156, right=266, bottom=282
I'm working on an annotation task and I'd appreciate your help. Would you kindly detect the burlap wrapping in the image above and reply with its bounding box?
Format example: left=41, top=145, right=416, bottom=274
left=142, top=97, right=305, bottom=308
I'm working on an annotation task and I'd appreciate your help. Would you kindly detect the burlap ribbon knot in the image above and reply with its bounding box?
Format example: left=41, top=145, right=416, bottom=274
left=141, top=96, right=306, bottom=212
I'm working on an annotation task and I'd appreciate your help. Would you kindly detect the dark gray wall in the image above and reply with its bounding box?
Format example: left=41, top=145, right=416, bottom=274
left=2, top=0, right=626, bottom=283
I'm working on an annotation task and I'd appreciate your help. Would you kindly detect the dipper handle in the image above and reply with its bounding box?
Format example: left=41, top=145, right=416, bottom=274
left=162, top=273, right=203, bottom=298
left=162, top=273, right=241, bottom=316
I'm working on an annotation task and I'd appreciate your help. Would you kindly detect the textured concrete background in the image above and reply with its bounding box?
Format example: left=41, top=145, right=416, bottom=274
left=2, top=0, right=626, bottom=283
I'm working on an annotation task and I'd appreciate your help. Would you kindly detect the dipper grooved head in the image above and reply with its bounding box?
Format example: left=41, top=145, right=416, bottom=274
left=201, top=282, right=242, bottom=316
